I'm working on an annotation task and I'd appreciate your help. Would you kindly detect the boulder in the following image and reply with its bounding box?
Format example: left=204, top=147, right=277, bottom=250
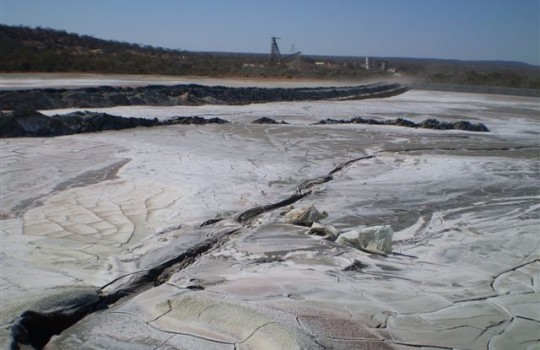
left=308, top=221, right=340, bottom=241
left=282, top=205, right=328, bottom=227
left=336, top=225, right=394, bottom=255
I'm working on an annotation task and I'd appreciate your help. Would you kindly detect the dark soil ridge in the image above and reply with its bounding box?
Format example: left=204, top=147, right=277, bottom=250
left=0, top=111, right=490, bottom=138
left=0, top=82, right=408, bottom=111
left=314, top=116, right=489, bottom=132
left=0, top=110, right=230, bottom=137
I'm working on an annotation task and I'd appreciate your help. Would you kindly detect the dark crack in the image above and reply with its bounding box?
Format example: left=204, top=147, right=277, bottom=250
left=151, top=334, right=176, bottom=350
left=200, top=218, right=224, bottom=227
left=235, top=155, right=375, bottom=224
left=236, top=192, right=311, bottom=223
left=148, top=300, right=173, bottom=323
left=295, top=316, right=330, bottom=350
left=391, top=342, right=453, bottom=349
left=473, top=318, right=508, bottom=342
left=451, top=294, right=502, bottom=304
left=236, top=322, right=279, bottom=344
left=490, top=259, right=540, bottom=290
left=10, top=293, right=110, bottom=350
left=10, top=141, right=533, bottom=348
left=515, top=315, right=540, bottom=323
left=9, top=226, right=239, bottom=349
left=487, top=316, right=515, bottom=349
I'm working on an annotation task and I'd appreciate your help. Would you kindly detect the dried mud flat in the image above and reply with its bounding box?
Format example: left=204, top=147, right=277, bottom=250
left=1, top=79, right=539, bottom=349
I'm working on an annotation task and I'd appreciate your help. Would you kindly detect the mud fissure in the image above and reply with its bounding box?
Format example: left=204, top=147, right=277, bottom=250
left=9, top=228, right=238, bottom=350
left=10, top=152, right=378, bottom=349
left=10, top=145, right=529, bottom=348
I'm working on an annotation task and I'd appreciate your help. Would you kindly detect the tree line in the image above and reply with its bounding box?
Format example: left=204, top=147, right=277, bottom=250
left=1, top=25, right=538, bottom=89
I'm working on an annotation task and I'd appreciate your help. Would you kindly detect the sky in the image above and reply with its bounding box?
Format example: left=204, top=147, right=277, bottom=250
left=1, top=0, right=539, bottom=65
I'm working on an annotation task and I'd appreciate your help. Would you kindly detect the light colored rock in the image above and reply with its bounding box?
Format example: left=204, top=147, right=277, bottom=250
left=282, top=205, right=328, bottom=226
left=336, top=225, right=394, bottom=255
left=308, top=221, right=340, bottom=241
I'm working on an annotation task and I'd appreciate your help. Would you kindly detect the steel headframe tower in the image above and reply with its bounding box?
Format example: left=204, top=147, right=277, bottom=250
left=270, top=37, right=281, bottom=63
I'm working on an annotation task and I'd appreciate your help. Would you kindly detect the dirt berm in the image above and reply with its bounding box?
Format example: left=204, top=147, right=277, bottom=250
left=0, top=82, right=408, bottom=110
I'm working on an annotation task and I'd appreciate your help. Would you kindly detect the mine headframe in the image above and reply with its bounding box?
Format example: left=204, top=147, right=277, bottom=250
left=269, top=36, right=301, bottom=64
left=270, top=36, right=281, bottom=63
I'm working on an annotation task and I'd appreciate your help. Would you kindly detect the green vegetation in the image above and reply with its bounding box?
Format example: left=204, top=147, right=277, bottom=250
left=1, top=24, right=539, bottom=89
left=0, top=24, right=269, bottom=76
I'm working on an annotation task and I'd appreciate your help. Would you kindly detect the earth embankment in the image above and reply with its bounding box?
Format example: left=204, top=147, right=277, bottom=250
left=0, top=82, right=408, bottom=110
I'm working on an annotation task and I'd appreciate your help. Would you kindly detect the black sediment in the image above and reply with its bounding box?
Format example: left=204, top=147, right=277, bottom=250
left=0, top=82, right=408, bottom=110
left=314, top=116, right=489, bottom=132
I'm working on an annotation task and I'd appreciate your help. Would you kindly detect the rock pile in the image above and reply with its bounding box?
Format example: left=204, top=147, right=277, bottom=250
left=315, top=116, right=489, bottom=132
left=0, top=110, right=230, bottom=137
left=1, top=109, right=491, bottom=138
left=0, top=110, right=158, bottom=137
left=282, top=205, right=394, bottom=255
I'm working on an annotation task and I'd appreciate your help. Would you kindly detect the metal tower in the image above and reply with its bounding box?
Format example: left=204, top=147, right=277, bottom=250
left=270, top=37, right=281, bottom=63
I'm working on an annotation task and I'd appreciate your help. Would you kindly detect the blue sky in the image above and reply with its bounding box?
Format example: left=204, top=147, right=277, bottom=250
left=1, top=0, right=539, bottom=64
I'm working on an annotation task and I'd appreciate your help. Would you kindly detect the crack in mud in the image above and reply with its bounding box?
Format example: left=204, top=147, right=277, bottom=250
left=235, top=155, right=375, bottom=224
left=9, top=226, right=238, bottom=349
left=9, top=144, right=536, bottom=348
left=490, top=259, right=540, bottom=290
left=151, top=335, right=176, bottom=350
left=391, top=342, right=453, bottom=349
left=235, top=192, right=311, bottom=223
left=9, top=153, right=379, bottom=349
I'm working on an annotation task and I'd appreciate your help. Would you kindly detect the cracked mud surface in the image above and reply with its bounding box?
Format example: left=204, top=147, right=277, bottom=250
left=1, top=89, right=539, bottom=349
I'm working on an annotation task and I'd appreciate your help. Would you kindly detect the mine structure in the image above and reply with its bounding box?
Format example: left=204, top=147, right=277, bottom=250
left=270, top=37, right=281, bottom=63
left=269, top=36, right=301, bottom=64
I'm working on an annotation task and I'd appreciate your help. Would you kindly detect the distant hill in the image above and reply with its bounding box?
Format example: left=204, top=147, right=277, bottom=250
left=0, top=24, right=255, bottom=76
left=1, top=24, right=539, bottom=89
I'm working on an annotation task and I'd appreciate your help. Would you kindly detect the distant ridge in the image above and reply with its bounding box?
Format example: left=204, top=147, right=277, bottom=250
left=304, top=54, right=539, bottom=70
left=1, top=24, right=539, bottom=89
